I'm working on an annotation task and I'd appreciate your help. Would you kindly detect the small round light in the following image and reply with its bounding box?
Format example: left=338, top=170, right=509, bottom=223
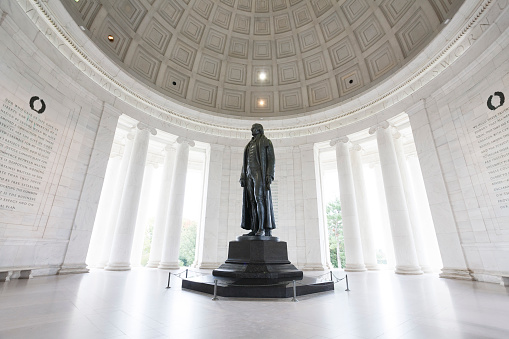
left=258, top=72, right=267, bottom=81
left=258, top=99, right=265, bottom=107
left=107, top=35, right=114, bottom=42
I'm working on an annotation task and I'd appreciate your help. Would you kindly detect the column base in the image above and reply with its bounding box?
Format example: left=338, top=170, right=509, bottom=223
left=158, top=262, right=180, bottom=270
left=145, top=261, right=160, bottom=268
left=58, top=264, right=90, bottom=275
left=196, top=262, right=222, bottom=269
left=104, top=263, right=131, bottom=271
left=439, top=268, right=474, bottom=280
left=395, top=265, right=423, bottom=275
left=301, top=263, right=329, bottom=271
left=365, top=264, right=381, bottom=271
left=345, top=264, right=367, bottom=272
left=420, top=265, right=434, bottom=273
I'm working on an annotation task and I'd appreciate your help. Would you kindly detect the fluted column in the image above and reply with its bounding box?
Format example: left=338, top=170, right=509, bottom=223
left=59, top=103, right=121, bottom=274
left=350, top=144, right=378, bottom=270
left=369, top=122, right=422, bottom=275
left=195, top=144, right=224, bottom=269
left=372, top=163, right=396, bottom=269
left=86, top=155, right=121, bottom=267
left=98, top=131, right=135, bottom=268
left=146, top=144, right=176, bottom=268
left=330, top=137, right=366, bottom=272
left=105, top=123, right=157, bottom=271
left=130, top=163, right=157, bottom=267
left=393, top=133, right=432, bottom=273
left=158, top=137, right=195, bottom=269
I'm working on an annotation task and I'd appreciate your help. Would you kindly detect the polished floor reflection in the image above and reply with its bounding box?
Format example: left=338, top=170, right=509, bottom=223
left=1, top=269, right=508, bottom=338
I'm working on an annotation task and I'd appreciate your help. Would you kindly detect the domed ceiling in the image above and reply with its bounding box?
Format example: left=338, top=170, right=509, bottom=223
left=66, top=0, right=462, bottom=119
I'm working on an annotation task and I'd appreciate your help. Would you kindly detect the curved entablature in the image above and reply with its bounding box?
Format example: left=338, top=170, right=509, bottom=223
left=18, top=0, right=499, bottom=140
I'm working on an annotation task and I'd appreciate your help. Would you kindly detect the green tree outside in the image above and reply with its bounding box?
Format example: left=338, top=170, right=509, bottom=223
left=140, top=218, right=198, bottom=267
left=326, top=198, right=345, bottom=268
left=178, top=219, right=197, bottom=267
left=141, top=218, right=154, bottom=266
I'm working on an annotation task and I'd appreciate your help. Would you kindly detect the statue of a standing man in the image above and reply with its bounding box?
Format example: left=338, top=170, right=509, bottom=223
left=240, top=124, right=276, bottom=237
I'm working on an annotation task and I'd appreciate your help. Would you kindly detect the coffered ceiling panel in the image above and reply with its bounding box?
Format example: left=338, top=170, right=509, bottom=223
left=71, top=0, right=463, bottom=118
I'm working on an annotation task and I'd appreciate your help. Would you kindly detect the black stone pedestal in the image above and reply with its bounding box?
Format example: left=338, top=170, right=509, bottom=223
left=212, top=236, right=303, bottom=279
left=181, top=236, right=334, bottom=298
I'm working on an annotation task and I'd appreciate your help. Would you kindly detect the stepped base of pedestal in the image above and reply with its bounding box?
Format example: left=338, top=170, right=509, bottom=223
left=182, top=275, right=334, bottom=298
left=212, top=237, right=303, bottom=280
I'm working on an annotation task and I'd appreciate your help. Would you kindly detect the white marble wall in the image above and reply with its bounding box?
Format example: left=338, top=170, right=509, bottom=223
left=0, top=3, right=117, bottom=276
left=406, top=3, right=509, bottom=282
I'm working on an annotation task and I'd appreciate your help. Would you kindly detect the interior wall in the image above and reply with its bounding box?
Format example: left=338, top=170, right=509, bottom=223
left=408, top=2, right=509, bottom=282
left=0, top=3, right=114, bottom=276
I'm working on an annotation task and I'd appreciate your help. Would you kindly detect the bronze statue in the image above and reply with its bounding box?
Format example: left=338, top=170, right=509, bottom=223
left=240, top=123, right=276, bottom=236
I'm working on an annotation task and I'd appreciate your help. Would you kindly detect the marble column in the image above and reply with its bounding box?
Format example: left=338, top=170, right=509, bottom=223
left=369, top=122, right=422, bottom=274
left=299, top=144, right=327, bottom=270
left=350, top=144, right=378, bottom=270
left=146, top=144, right=176, bottom=268
left=130, top=163, right=157, bottom=267
left=158, top=137, right=195, bottom=269
left=59, top=103, right=121, bottom=274
left=393, top=133, right=432, bottom=273
left=86, top=155, right=121, bottom=267
left=98, top=131, right=135, bottom=268
left=407, top=155, right=442, bottom=269
left=105, top=123, right=157, bottom=271
left=406, top=100, right=471, bottom=279
left=194, top=144, right=224, bottom=269
left=372, top=163, right=396, bottom=269
left=331, top=137, right=366, bottom=272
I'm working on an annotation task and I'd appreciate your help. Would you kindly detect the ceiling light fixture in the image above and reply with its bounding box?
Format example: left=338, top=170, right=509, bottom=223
left=107, top=35, right=114, bottom=42
left=258, top=72, right=267, bottom=81
left=258, top=99, right=265, bottom=107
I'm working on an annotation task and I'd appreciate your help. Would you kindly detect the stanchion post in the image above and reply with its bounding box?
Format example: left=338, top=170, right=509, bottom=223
left=330, top=271, right=333, bottom=281
left=345, top=274, right=350, bottom=291
left=185, top=269, right=188, bottom=278
left=166, top=272, right=171, bottom=288
left=291, top=280, right=298, bottom=302
left=212, top=279, right=219, bottom=300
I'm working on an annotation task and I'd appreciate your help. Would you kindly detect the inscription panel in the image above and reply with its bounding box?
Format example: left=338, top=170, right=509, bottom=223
left=0, top=98, right=58, bottom=214
left=472, top=107, right=509, bottom=217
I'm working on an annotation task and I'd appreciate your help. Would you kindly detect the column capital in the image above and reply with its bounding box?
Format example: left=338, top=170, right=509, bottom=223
left=126, top=129, right=136, bottom=141
left=330, top=136, right=349, bottom=147
left=164, top=143, right=176, bottom=152
left=176, top=136, right=195, bottom=147
left=137, top=122, right=157, bottom=135
left=350, top=144, right=363, bottom=152
left=368, top=121, right=391, bottom=135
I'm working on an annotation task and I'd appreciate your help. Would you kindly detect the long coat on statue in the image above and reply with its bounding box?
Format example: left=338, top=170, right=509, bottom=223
left=240, top=134, right=276, bottom=231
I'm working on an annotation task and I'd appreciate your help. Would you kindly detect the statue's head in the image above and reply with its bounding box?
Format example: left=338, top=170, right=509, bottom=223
left=251, top=123, right=264, bottom=136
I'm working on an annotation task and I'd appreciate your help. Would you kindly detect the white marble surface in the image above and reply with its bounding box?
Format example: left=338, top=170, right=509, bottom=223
left=350, top=145, right=378, bottom=270
left=1, top=269, right=509, bottom=339
left=372, top=124, right=421, bottom=275
left=146, top=145, right=176, bottom=268
left=106, top=125, right=155, bottom=271
left=332, top=139, right=366, bottom=272
left=393, top=135, right=431, bottom=273
left=159, top=138, right=194, bottom=269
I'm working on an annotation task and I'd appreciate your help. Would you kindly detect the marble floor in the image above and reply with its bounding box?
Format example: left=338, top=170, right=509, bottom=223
left=0, top=269, right=508, bottom=339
